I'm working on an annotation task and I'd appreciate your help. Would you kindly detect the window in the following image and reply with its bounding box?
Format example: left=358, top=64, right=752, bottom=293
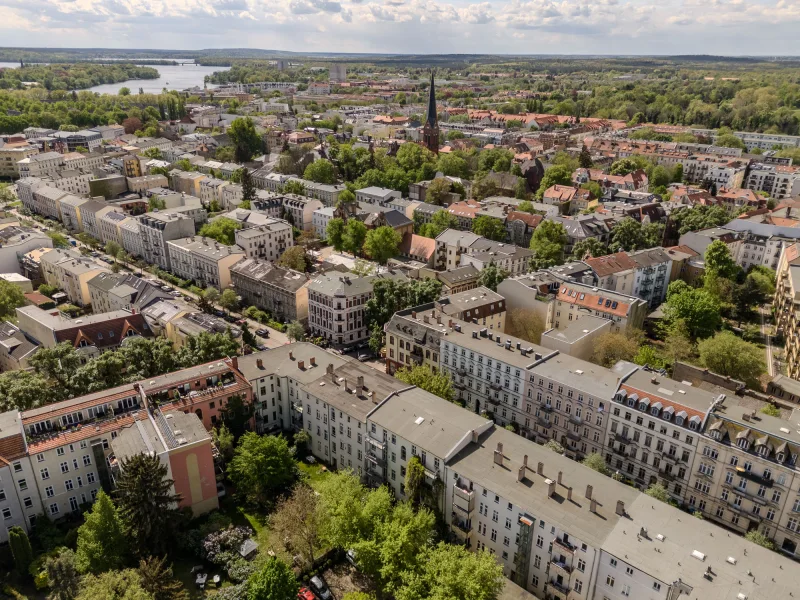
left=610, top=558, right=618, bottom=568
left=49, top=503, right=59, bottom=515
left=574, top=580, right=583, bottom=593
left=45, top=486, right=54, bottom=498
left=2, top=508, right=11, bottom=520
left=606, top=575, right=615, bottom=588
left=577, top=558, right=586, bottom=572
left=653, top=582, right=662, bottom=591
left=40, top=469, right=49, bottom=480
left=60, top=462, right=69, bottom=474
left=626, top=566, right=634, bottom=576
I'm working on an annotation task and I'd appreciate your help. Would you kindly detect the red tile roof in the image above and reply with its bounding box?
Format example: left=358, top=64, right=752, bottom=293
left=543, top=185, right=577, bottom=203
left=507, top=212, right=542, bottom=228
left=557, top=285, right=631, bottom=318
left=584, top=252, right=637, bottom=276
left=399, top=233, right=435, bottom=261
left=620, top=384, right=705, bottom=420
left=54, top=313, right=150, bottom=350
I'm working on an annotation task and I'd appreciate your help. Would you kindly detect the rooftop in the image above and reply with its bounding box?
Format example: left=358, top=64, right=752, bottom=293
left=436, top=286, right=504, bottom=316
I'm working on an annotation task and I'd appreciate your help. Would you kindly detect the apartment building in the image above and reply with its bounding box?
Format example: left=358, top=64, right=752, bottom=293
left=31, top=185, right=68, bottom=221
left=47, top=169, right=93, bottom=197
left=165, top=236, right=245, bottom=290
left=119, top=217, right=143, bottom=260
left=313, top=207, right=336, bottom=239
left=98, top=211, right=129, bottom=246
left=355, top=186, right=402, bottom=205
left=435, top=286, right=506, bottom=331
left=78, top=201, right=121, bottom=242
left=434, top=229, right=532, bottom=274
left=230, top=258, right=310, bottom=323
left=127, top=174, right=168, bottom=195
left=745, top=163, right=800, bottom=200
left=308, top=271, right=408, bottom=348
left=0, top=227, right=52, bottom=275
left=87, top=272, right=172, bottom=315
left=774, top=242, right=800, bottom=378
left=17, top=152, right=64, bottom=179
left=39, top=248, right=110, bottom=306
left=137, top=212, right=196, bottom=271
left=499, top=274, right=648, bottom=335
left=282, top=194, right=324, bottom=231
left=50, top=130, right=102, bottom=153
left=198, top=178, right=229, bottom=207
left=549, top=215, right=613, bottom=256
left=687, top=399, right=800, bottom=557
left=301, top=180, right=346, bottom=207
left=683, top=155, right=746, bottom=189
left=0, top=411, right=45, bottom=535
left=609, top=368, right=722, bottom=502
left=0, top=322, right=39, bottom=373
left=0, top=138, right=38, bottom=179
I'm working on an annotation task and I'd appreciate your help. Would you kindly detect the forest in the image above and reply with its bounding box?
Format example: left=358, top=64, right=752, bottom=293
left=0, top=63, right=159, bottom=91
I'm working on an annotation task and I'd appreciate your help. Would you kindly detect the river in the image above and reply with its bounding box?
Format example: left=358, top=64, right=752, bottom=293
left=0, top=61, right=229, bottom=95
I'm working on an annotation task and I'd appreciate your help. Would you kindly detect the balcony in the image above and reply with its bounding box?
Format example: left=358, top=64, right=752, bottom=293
left=366, top=436, right=386, bottom=451
left=566, top=430, right=581, bottom=442
left=614, top=432, right=631, bottom=444
left=453, top=482, right=475, bottom=514
left=569, top=414, right=582, bottom=425
left=736, top=467, right=773, bottom=487
left=457, top=367, right=467, bottom=376
left=553, top=537, right=576, bottom=554
left=451, top=515, right=473, bottom=543
left=662, top=452, right=679, bottom=464
left=540, top=403, right=553, bottom=412
left=546, top=581, right=569, bottom=600
left=366, top=452, right=386, bottom=467
left=489, top=382, right=502, bottom=391
left=549, top=560, right=572, bottom=578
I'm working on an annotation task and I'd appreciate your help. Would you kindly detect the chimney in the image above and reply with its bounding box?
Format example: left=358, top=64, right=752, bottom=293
left=590, top=498, right=597, bottom=513
left=356, top=383, right=363, bottom=397
left=557, top=471, right=563, bottom=485
left=537, top=461, right=543, bottom=476
left=289, top=351, right=294, bottom=360
left=230, top=356, right=238, bottom=370
left=357, top=375, right=364, bottom=387
left=298, top=360, right=305, bottom=370
left=523, top=454, right=528, bottom=469
left=493, top=443, right=504, bottom=467
left=567, top=487, right=573, bottom=501
left=616, top=500, right=626, bottom=517
left=586, top=484, right=593, bottom=500
left=326, top=363, right=334, bottom=375
left=310, top=356, right=316, bottom=366
left=256, top=358, right=263, bottom=369
left=448, top=319, right=453, bottom=328
left=517, top=464, right=526, bottom=482
left=412, top=311, right=417, bottom=318
left=546, top=478, right=555, bottom=498
left=471, top=429, right=479, bottom=443
left=344, top=378, right=349, bottom=392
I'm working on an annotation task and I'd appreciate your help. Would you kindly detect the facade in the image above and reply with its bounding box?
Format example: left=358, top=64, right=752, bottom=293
left=0, top=138, right=38, bottom=178
left=282, top=195, right=323, bottom=231
left=313, top=206, right=336, bottom=239
left=47, top=169, right=94, bottom=197
left=230, top=259, right=310, bottom=323
left=0, top=228, right=53, bottom=275
left=127, top=174, right=168, bottom=195
left=435, top=286, right=506, bottom=331
left=745, top=163, right=800, bottom=200
left=165, top=236, right=246, bottom=290
left=232, top=218, right=293, bottom=262
left=355, top=186, right=402, bottom=205
left=137, top=212, right=196, bottom=271
left=17, top=152, right=65, bottom=179
left=39, top=248, right=110, bottom=306
left=308, top=271, right=408, bottom=348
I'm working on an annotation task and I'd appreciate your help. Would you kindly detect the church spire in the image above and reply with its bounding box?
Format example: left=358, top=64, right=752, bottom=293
left=421, top=69, right=439, bottom=155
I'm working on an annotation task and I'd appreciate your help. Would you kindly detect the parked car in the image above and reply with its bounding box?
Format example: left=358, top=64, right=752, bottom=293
left=216, top=482, right=226, bottom=498
left=256, top=329, right=268, bottom=337
left=357, top=353, right=371, bottom=362
left=256, top=345, right=267, bottom=352
left=170, top=290, right=182, bottom=297
left=213, top=309, right=225, bottom=318
left=297, top=587, right=316, bottom=600
left=309, top=576, right=332, bottom=600
left=346, top=549, right=358, bottom=567
left=161, top=285, right=172, bottom=292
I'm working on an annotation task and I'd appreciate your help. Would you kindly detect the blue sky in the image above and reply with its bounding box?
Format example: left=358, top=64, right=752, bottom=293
left=0, top=0, right=797, bottom=55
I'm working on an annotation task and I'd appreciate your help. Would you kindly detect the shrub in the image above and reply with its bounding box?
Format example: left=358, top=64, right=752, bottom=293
left=202, top=525, right=253, bottom=566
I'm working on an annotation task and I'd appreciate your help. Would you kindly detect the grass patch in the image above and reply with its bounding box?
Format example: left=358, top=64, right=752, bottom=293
left=299, top=461, right=330, bottom=489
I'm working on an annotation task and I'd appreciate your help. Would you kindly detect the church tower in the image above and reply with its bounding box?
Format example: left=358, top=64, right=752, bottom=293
left=421, top=70, right=439, bottom=155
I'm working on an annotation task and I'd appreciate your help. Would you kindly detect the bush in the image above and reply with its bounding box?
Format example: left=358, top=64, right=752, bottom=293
left=202, top=525, right=254, bottom=567
left=227, top=557, right=256, bottom=582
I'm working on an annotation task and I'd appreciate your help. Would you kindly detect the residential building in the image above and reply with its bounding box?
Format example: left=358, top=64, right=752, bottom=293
left=98, top=211, right=129, bottom=246
left=230, top=259, right=311, bottom=324
left=684, top=399, right=800, bottom=554
left=171, top=171, right=206, bottom=197
left=17, top=152, right=64, bottom=179
left=308, top=271, right=408, bottom=348
left=540, top=315, right=611, bottom=362
left=39, top=248, right=110, bottom=306
left=137, top=212, right=196, bottom=271
left=313, top=206, right=336, bottom=239
left=435, top=286, right=506, bottom=331
left=79, top=200, right=123, bottom=242
left=46, top=169, right=94, bottom=197
left=397, top=233, right=436, bottom=265
left=745, top=163, right=800, bottom=200
left=542, top=185, right=577, bottom=213
left=0, top=322, right=39, bottom=372
left=506, top=212, right=542, bottom=248
left=458, top=241, right=533, bottom=276
left=282, top=194, right=323, bottom=231
left=0, top=137, right=38, bottom=179
left=165, top=237, right=246, bottom=290
left=31, top=185, right=67, bottom=221
left=119, top=217, right=143, bottom=259
left=199, top=178, right=229, bottom=207
left=549, top=215, right=613, bottom=256
left=50, top=130, right=102, bottom=152
left=433, top=265, right=481, bottom=294
left=223, top=214, right=294, bottom=261
left=57, top=194, right=90, bottom=232
left=356, top=186, right=402, bottom=205
left=87, top=272, right=173, bottom=314
left=127, top=174, right=168, bottom=195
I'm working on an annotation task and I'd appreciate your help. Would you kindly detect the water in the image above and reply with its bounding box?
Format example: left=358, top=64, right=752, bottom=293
left=0, top=61, right=229, bottom=95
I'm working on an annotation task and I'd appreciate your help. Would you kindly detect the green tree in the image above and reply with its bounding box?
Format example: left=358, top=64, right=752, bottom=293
left=671, top=205, right=731, bottom=235
left=396, top=543, right=505, bottom=600
left=176, top=331, right=240, bottom=366
left=28, top=342, right=82, bottom=399
left=199, top=217, right=241, bottom=246
left=286, top=320, right=305, bottom=342
left=578, top=145, right=593, bottom=169
left=506, top=308, right=545, bottom=344
left=535, top=165, right=572, bottom=199
left=609, top=156, right=649, bottom=176
left=364, top=226, right=401, bottom=265
left=424, top=178, right=453, bottom=205
left=76, top=491, right=128, bottom=574
left=435, top=154, right=469, bottom=179
left=228, top=117, right=263, bottom=163
left=115, top=453, right=181, bottom=557
left=247, top=558, right=299, bottom=600
left=645, top=483, right=670, bottom=503
left=9, top=526, right=33, bottom=575
left=744, top=530, right=775, bottom=551
left=664, top=281, right=721, bottom=339
left=241, top=322, right=257, bottom=349
left=418, top=210, right=459, bottom=239
left=71, top=351, right=126, bottom=393
left=271, top=485, right=321, bottom=568
left=365, top=279, right=442, bottom=330
left=544, top=439, right=565, bottom=454
left=0, top=369, right=54, bottom=411
left=404, top=457, right=425, bottom=508
left=472, top=216, right=506, bottom=241
left=517, top=200, right=536, bottom=214
left=0, top=278, right=27, bottom=320
left=219, top=288, right=239, bottom=314
left=761, top=404, right=781, bottom=417
left=228, top=433, right=297, bottom=507
left=343, top=220, right=368, bottom=256
left=303, top=159, right=337, bottom=184
left=213, top=423, right=235, bottom=462
left=46, top=549, right=80, bottom=600
left=336, top=189, right=356, bottom=207
left=581, top=452, right=608, bottom=476
left=698, top=331, right=766, bottom=388
left=284, top=180, right=306, bottom=195
left=326, top=218, right=346, bottom=251
left=591, top=332, right=640, bottom=367
left=138, top=556, right=188, bottom=600
left=570, top=237, right=608, bottom=260
left=716, top=134, right=746, bottom=150
left=395, top=365, right=455, bottom=403
left=610, top=217, right=646, bottom=252
left=477, top=263, right=508, bottom=292
left=76, top=569, right=151, bottom=600
left=529, top=220, right=567, bottom=269
left=241, top=168, right=256, bottom=205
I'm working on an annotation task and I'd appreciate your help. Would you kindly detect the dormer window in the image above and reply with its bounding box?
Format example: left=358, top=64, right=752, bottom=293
left=758, top=446, right=770, bottom=457
left=737, top=438, right=749, bottom=451
left=639, top=402, right=647, bottom=411
left=776, top=453, right=786, bottom=464
left=627, top=399, right=634, bottom=407
left=689, top=421, right=698, bottom=430
left=651, top=407, right=659, bottom=416
left=675, top=416, right=684, bottom=426
left=711, top=430, right=720, bottom=440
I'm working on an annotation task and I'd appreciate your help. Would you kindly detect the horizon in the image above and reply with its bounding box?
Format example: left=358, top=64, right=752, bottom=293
left=1, top=0, right=798, bottom=56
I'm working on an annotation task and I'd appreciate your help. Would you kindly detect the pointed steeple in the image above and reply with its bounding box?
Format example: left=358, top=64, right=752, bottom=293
left=425, top=70, right=437, bottom=128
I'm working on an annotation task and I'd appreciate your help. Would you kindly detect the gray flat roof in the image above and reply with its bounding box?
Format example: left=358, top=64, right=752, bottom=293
left=541, top=314, right=610, bottom=343
left=531, top=351, right=622, bottom=400
left=370, top=387, right=491, bottom=458
left=622, top=368, right=721, bottom=413
left=437, top=286, right=503, bottom=315
left=237, top=343, right=349, bottom=385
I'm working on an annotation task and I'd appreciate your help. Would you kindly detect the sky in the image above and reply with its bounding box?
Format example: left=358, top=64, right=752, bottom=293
left=0, top=0, right=798, bottom=56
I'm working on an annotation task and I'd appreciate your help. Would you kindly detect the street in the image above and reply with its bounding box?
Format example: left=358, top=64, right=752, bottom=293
left=760, top=305, right=776, bottom=377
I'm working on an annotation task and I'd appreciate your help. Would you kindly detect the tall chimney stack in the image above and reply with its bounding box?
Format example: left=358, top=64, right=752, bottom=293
left=517, top=464, right=526, bottom=482
left=567, top=487, right=573, bottom=501
left=537, top=461, right=544, bottom=476
left=493, top=443, right=504, bottom=467
left=590, top=498, right=597, bottom=513
left=557, top=471, right=563, bottom=485
left=616, top=500, right=626, bottom=517
left=586, top=484, right=593, bottom=500
left=523, top=455, right=528, bottom=469
left=546, top=478, right=555, bottom=498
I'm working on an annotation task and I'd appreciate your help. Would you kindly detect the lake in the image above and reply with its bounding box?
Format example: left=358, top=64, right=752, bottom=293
left=0, top=62, right=229, bottom=95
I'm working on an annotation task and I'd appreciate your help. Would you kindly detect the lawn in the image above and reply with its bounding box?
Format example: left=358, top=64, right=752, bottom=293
left=299, top=461, right=331, bottom=489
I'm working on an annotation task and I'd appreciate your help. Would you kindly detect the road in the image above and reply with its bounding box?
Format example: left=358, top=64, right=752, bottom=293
left=760, top=306, right=775, bottom=377
left=12, top=206, right=290, bottom=349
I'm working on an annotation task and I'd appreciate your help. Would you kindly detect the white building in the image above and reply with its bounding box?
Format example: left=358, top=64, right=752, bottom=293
left=166, top=236, right=246, bottom=289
